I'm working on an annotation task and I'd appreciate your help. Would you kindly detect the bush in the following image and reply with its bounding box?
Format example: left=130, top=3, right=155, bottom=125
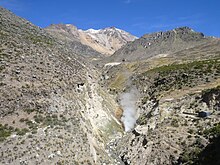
left=203, top=123, right=220, bottom=138
left=17, top=128, right=29, bottom=136
left=34, top=115, right=44, bottom=123
left=0, top=124, right=11, bottom=141
left=179, top=147, right=201, bottom=164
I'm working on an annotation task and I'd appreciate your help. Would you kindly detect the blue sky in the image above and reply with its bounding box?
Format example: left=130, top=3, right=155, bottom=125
left=0, top=0, right=219, bottom=37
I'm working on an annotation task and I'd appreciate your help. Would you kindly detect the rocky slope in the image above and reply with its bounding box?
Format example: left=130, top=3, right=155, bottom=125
left=44, top=24, right=104, bottom=60
left=0, top=7, right=123, bottom=165
left=107, top=27, right=215, bottom=62
left=101, top=31, right=220, bottom=164
left=45, top=24, right=137, bottom=55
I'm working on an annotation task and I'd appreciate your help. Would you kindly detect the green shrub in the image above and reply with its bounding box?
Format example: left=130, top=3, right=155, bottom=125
left=203, top=123, right=220, bottom=138
left=17, top=128, right=29, bottom=136
left=0, top=124, right=12, bottom=141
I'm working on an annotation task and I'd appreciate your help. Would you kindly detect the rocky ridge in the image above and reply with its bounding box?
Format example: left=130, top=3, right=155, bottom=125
left=107, top=27, right=214, bottom=62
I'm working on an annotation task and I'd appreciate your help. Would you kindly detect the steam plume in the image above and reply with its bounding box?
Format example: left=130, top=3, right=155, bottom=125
left=120, top=87, right=140, bottom=132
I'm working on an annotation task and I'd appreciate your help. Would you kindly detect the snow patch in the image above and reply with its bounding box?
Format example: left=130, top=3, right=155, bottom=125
left=85, top=28, right=101, bottom=33
left=104, top=62, right=121, bottom=67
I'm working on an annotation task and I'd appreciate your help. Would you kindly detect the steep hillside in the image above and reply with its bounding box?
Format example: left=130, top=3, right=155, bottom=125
left=0, top=7, right=123, bottom=165
left=101, top=59, right=220, bottom=164
left=100, top=29, right=220, bottom=164
left=45, top=24, right=137, bottom=55
left=108, top=27, right=215, bottom=62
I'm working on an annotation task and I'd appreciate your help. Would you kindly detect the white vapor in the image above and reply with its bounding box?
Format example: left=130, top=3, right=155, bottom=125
left=120, top=87, right=140, bottom=132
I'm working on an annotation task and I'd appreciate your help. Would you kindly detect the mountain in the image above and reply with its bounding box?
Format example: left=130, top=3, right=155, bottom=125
left=44, top=24, right=104, bottom=60
left=45, top=24, right=137, bottom=55
left=108, top=27, right=215, bottom=62
left=0, top=7, right=123, bottom=164
left=1, top=6, right=220, bottom=165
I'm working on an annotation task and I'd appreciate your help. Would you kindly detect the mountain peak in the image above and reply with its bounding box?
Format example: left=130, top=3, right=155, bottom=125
left=83, top=26, right=137, bottom=54
left=174, top=26, right=193, bottom=31
left=105, top=26, right=117, bottom=30
left=103, top=26, right=126, bottom=33
left=46, top=24, right=137, bottom=55
left=141, top=26, right=204, bottom=40
left=85, top=27, right=122, bottom=33
left=173, top=26, right=200, bottom=34
left=84, top=28, right=101, bottom=33
left=109, top=27, right=211, bottom=62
